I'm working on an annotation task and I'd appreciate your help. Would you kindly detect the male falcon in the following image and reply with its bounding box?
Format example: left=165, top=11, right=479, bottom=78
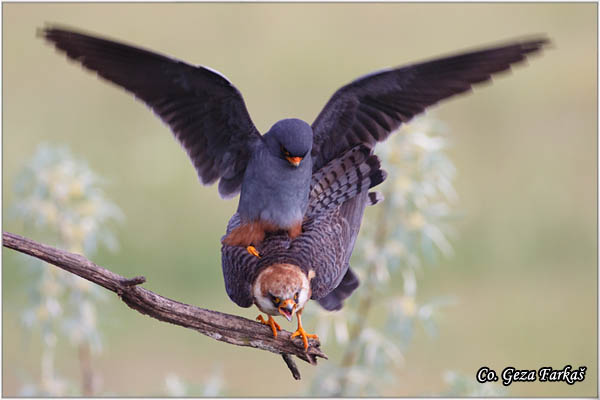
left=42, top=27, right=548, bottom=348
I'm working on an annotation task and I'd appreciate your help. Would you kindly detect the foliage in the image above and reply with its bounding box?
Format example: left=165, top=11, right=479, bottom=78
left=11, top=144, right=228, bottom=397
left=306, top=117, right=468, bottom=396
left=12, top=144, right=122, bottom=396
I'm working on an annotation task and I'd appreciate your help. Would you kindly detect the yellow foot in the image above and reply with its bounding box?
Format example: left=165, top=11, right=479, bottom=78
left=291, top=326, right=319, bottom=350
left=246, top=245, right=261, bottom=258
left=257, top=314, right=281, bottom=338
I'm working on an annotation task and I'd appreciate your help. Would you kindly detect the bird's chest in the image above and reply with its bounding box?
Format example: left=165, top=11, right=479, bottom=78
left=238, top=151, right=311, bottom=227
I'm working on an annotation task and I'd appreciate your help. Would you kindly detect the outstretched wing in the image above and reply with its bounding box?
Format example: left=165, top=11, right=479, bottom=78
left=42, top=26, right=261, bottom=198
left=311, top=37, right=548, bottom=170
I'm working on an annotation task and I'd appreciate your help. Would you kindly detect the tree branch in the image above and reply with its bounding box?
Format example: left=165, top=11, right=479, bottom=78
left=3, top=231, right=326, bottom=379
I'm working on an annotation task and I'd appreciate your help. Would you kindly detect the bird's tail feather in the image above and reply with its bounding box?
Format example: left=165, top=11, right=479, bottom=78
left=307, top=145, right=387, bottom=215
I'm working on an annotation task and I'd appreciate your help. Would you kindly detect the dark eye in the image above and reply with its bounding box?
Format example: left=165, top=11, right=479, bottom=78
left=294, top=292, right=299, bottom=301
left=280, top=145, right=291, bottom=157
left=270, top=294, right=280, bottom=305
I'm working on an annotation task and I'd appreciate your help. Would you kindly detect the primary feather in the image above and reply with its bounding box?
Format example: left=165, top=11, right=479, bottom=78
left=311, top=37, right=549, bottom=170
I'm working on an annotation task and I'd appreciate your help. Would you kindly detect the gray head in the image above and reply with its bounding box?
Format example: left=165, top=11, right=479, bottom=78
left=264, top=118, right=313, bottom=168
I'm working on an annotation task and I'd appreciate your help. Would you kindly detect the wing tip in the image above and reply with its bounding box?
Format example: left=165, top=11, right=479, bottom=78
left=517, top=35, right=552, bottom=56
left=38, top=23, right=83, bottom=43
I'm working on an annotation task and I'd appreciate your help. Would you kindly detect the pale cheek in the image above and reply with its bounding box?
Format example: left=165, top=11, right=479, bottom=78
left=297, top=292, right=310, bottom=309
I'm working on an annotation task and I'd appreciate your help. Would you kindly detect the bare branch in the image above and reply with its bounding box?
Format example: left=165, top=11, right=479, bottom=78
left=3, top=231, right=327, bottom=379
left=281, top=354, right=302, bottom=380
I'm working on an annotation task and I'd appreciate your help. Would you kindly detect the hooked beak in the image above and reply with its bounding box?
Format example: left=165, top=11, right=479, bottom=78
left=285, top=156, right=303, bottom=167
left=278, top=299, right=296, bottom=321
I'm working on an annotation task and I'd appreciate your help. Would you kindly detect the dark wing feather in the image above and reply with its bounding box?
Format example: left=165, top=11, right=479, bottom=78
left=309, top=161, right=381, bottom=310
left=220, top=148, right=386, bottom=308
left=288, top=211, right=350, bottom=300
left=303, top=147, right=385, bottom=303
left=221, top=213, right=260, bottom=307
left=311, top=37, right=548, bottom=170
left=317, top=268, right=359, bottom=311
left=220, top=210, right=348, bottom=306
left=307, top=144, right=386, bottom=216
left=42, top=26, right=261, bottom=198
left=308, top=148, right=384, bottom=308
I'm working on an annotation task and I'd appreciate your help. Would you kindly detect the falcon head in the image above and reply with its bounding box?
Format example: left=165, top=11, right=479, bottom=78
left=252, top=263, right=314, bottom=320
left=264, top=118, right=313, bottom=168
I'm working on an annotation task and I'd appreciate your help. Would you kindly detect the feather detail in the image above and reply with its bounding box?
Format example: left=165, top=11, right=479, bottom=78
left=307, top=144, right=387, bottom=215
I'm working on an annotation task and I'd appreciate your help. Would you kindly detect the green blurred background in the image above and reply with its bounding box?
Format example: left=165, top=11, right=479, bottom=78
left=3, top=3, right=596, bottom=397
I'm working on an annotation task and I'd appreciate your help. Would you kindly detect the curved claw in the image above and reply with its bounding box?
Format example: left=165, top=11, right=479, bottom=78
left=256, top=314, right=281, bottom=338
left=246, top=245, right=261, bottom=258
left=291, top=326, right=319, bottom=350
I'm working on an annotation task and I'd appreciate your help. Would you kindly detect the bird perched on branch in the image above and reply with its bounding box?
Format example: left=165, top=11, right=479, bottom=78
left=223, top=144, right=385, bottom=348
left=42, top=26, right=548, bottom=349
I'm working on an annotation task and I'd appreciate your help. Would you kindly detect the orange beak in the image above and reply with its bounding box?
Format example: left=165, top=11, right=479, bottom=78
left=285, top=156, right=303, bottom=167
left=278, top=299, right=296, bottom=321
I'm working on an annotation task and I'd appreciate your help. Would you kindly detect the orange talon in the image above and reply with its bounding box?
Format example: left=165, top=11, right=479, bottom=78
left=290, top=309, right=318, bottom=350
left=247, top=245, right=261, bottom=258
left=256, top=314, right=281, bottom=338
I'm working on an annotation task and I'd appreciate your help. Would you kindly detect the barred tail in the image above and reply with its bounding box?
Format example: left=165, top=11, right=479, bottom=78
left=307, top=144, right=387, bottom=215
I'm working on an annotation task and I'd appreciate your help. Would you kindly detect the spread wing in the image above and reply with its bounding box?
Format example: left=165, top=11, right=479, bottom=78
left=42, top=26, right=261, bottom=198
left=311, top=37, right=548, bottom=170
